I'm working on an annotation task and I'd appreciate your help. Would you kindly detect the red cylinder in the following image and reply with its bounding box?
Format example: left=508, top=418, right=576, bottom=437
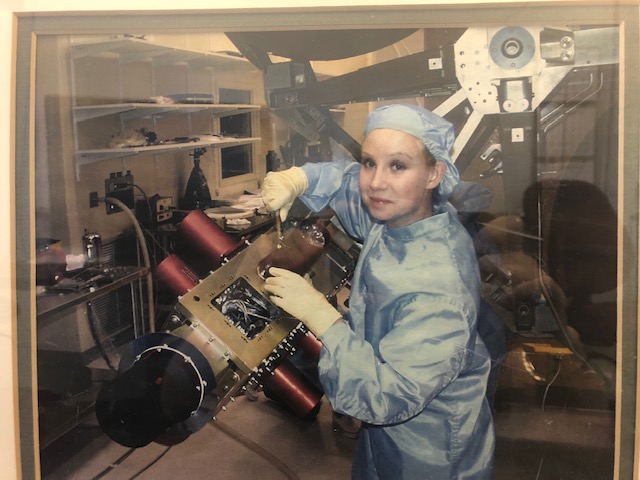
left=156, top=254, right=200, bottom=297
left=177, top=210, right=243, bottom=269
left=262, top=359, right=323, bottom=419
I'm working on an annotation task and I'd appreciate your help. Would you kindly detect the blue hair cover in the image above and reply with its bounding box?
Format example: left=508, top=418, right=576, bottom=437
left=364, top=104, right=460, bottom=208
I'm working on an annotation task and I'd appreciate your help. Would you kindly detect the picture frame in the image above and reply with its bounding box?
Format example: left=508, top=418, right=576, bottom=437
left=11, top=3, right=639, bottom=478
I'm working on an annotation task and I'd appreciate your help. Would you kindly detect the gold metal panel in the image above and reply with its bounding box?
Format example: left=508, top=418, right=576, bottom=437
left=177, top=232, right=300, bottom=374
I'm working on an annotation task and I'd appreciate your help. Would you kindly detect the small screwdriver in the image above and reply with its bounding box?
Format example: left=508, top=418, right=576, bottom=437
left=275, top=212, right=284, bottom=249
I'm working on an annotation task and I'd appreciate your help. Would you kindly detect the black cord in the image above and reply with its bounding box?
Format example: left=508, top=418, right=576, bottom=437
left=90, top=448, right=136, bottom=480
left=86, top=301, right=117, bottom=371
left=129, top=446, right=173, bottom=479
left=132, top=183, right=152, bottom=226
left=88, top=414, right=298, bottom=479
left=209, top=420, right=300, bottom=480
left=132, top=183, right=160, bottom=268
left=89, top=444, right=172, bottom=480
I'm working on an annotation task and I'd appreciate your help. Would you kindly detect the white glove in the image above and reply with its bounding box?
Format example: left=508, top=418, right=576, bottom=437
left=261, top=167, right=309, bottom=221
left=264, top=267, right=342, bottom=338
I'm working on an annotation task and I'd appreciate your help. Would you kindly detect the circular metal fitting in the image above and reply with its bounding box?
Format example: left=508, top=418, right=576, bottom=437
left=490, top=27, right=536, bottom=70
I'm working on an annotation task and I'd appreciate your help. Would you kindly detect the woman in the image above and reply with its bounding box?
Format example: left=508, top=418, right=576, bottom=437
left=263, top=104, right=495, bottom=479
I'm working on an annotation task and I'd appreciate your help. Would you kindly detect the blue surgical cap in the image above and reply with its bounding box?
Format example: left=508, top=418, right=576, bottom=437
left=364, top=104, right=460, bottom=209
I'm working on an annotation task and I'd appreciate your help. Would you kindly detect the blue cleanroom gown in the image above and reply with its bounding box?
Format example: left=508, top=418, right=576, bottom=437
left=300, top=158, right=495, bottom=480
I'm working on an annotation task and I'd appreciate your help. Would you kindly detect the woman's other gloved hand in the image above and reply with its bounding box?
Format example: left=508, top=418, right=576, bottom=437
left=261, top=167, right=309, bottom=221
left=264, top=267, right=342, bottom=338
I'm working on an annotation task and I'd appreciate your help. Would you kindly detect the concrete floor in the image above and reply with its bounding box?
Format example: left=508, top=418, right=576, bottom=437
left=40, top=348, right=615, bottom=480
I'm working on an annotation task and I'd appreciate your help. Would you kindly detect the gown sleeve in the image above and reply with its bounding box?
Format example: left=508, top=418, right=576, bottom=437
left=300, top=158, right=375, bottom=241
left=318, top=294, right=475, bottom=425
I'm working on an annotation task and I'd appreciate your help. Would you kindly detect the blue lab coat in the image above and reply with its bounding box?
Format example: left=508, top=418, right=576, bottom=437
left=300, top=158, right=495, bottom=480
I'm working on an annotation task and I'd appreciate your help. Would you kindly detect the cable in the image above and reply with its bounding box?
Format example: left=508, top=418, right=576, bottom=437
left=534, top=186, right=592, bottom=369
left=136, top=220, right=172, bottom=259
left=90, top=448, right=136, bottom=480
left=90, top=420, right=298, bottom=479
left=209, top=420, right=300, bottom=480
left=132, top=184, right=151, bottom=215
left=132, top=183, right=158, bottom=264
left=534, top=454, right=545, bottom=480
left=129, top=446, right=173, bottom=479
left=541, top=356, right=562, bottom=415
left=86, top=300, right=117, bottom=371
left=88, top=444, right=171, bottom=480
left=103, top=196, right=155, bottom=334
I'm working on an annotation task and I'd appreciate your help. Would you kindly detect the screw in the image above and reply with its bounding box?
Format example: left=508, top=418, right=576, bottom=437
left=559, top=36, right=574, bottom=49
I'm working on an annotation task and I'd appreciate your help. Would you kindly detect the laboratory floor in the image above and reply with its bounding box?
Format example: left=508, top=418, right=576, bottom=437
left=40, top=347, right=615, bottom=480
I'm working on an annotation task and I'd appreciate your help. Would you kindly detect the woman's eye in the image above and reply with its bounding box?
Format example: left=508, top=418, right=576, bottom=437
left=391, top=161, right=406, bottom=171
left=362, top=158, right=375, bottom=168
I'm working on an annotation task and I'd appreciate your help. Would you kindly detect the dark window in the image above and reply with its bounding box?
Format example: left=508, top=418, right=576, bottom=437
left=219, top=88, right=253, bottom=179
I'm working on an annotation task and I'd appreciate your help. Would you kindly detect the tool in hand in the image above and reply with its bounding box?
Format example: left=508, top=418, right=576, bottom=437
left=275, top=212, right=285, bottom=249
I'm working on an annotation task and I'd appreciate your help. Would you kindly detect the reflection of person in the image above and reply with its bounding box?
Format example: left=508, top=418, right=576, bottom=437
left=263, top=104, right=494, bottom=479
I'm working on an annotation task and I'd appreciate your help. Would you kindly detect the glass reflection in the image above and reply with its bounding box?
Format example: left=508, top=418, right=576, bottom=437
left=34, top=24, right=618, bottom=479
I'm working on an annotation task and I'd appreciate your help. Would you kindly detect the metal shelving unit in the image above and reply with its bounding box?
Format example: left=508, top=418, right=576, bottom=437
left=76, top=135, right=261, bottom=165
left=69, top=36, right=261, bottom=175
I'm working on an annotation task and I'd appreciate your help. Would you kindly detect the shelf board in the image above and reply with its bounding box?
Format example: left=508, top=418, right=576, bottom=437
left=70, top=37, right=255, bottom=71
left=73, top=103, right=260, bottom=122
left=76, top=136, right=261, bottom=165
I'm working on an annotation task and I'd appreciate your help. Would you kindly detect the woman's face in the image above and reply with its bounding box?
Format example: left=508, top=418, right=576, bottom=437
left=360, top=128, right=444, bottom=228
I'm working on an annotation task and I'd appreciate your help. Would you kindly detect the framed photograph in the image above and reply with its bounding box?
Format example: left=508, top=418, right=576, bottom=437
left=12, top=3, right=639, bottom=479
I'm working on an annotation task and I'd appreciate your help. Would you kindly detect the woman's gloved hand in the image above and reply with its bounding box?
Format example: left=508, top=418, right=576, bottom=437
left=264, top=267, right=342, bottom=338
left=261, top=167, right=309, bottom=221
